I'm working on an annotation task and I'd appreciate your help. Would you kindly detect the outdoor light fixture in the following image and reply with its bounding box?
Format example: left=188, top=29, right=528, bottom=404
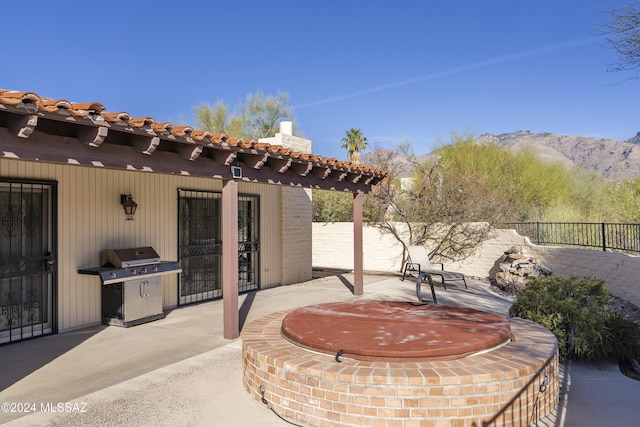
left=120, top=194, right=138, bottom=220
left=231, top=166, right=242, bottom=179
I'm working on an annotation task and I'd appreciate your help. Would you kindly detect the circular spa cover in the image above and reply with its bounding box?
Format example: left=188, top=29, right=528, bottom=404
left=281, top=301, right=513, bottom=361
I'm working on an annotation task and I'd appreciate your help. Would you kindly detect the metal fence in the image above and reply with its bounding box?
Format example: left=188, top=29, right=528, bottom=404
left=500, top=222, right=640, bottom=254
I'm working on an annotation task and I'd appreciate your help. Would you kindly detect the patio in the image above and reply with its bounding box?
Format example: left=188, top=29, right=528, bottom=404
left=1, top=273, right=639, bottom=426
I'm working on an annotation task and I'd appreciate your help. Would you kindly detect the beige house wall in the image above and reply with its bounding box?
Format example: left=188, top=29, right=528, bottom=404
left=313, top=223, right=640, bottom=308
left=0, top=158, right=302, bottom=332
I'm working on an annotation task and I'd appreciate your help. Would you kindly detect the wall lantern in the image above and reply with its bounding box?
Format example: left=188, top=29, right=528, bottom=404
left=120, top=194, right=138, bottom=220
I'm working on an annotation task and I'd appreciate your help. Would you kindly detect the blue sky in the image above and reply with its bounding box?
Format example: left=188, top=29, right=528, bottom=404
left=2, top=1, right=637, bottom=160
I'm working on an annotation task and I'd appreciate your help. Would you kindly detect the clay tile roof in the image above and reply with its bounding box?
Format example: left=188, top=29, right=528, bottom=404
left=0, top=88, right=388, bottom=182
left=239, top=139, right=255, bottom=149
left=128, top=117, right=155, bottom=127
left=210, top=133, right=228, bottom=143
left=65, top=102, right=105, bottom=117
left=71, top=102, right=105, bottom=112
left=37, top=99, right=74, bottom=112
left=152, top=122, right=173, bottom=133
left=254, top=142, right=270, bottom=151
left=0, top=90, right=41, bottom=105
left=191, top=130, right=212, bottom=141
left=172, top=126, right=193, bottom=137
left=102, top=112, right=132, bottom=122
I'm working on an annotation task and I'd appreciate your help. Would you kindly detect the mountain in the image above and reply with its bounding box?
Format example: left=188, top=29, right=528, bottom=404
left=474, top=130, right=640, bottom=182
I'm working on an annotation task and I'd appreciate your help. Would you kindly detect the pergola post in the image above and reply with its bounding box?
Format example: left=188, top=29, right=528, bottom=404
left=222, top=179, right=239, bottom=339
left=353, top=192, right=364, bottom=295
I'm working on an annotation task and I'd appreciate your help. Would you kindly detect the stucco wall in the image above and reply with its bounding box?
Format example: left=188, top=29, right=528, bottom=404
left=312, top=223, right=640, bottom=308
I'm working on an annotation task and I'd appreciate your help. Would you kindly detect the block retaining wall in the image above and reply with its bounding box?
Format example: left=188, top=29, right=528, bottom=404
left=242, top=310, right=559, bottom=427
left=312, top=223, right=640, bottom=308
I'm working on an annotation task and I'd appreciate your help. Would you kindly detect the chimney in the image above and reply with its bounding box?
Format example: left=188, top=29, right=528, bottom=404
left=279, top=121, right=293, bottom=136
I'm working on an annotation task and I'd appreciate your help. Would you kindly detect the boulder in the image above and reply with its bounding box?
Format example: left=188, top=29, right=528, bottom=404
left=490, top=246, right=551, bottom=295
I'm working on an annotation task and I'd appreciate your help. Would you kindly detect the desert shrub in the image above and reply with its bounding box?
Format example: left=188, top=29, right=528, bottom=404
left=508, top=276, right=640, bottom=361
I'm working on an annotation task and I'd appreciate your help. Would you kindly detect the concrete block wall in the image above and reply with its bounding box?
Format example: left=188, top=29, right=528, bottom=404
left=312, top=223, right=640, bottom=307
left=528, top=245, right=640, bottom=307
left=312, top=223, right=405, bottom=272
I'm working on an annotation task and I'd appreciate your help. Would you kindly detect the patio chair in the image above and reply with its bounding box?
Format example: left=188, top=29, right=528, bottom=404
left=400, top=245, right=467, bottom=289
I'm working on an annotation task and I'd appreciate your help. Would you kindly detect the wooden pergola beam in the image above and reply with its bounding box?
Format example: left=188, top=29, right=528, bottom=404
left=7, top=114, right=37, bottom=138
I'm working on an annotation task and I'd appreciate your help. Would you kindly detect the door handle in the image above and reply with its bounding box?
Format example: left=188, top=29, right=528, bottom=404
left=140, top=280, right=150, bottom=297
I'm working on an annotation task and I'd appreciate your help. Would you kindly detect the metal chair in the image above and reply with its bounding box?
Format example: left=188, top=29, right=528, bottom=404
left=401, top=245, right=467, bottom=289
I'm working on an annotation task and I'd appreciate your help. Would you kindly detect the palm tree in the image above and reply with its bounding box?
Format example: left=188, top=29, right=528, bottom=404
left=341, top=128, right=368, bottom=164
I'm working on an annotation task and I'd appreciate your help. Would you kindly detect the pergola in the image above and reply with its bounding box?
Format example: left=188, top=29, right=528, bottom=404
left=0, top=89, right=387, bottom=338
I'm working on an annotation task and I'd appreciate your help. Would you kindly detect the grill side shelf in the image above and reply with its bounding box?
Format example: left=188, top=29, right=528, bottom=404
left=77, top=267, right=108, bottom=276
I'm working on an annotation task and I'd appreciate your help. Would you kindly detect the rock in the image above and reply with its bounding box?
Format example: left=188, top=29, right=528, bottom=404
left=490, top=246, right=552, bottom=295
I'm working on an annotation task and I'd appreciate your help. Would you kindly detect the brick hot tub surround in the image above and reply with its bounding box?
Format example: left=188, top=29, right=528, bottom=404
left=242, top=302, right=559, bottom=427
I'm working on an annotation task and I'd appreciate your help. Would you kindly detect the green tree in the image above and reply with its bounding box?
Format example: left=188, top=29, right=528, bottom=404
left=341, top=128, right=368, bottom=164
left=613, top=178, right=640, bottom=222
left=193, top=90, right=294, bottom=140
left=312, top=190, right=353, bottom=222
left=369, top=136, right=508, bottom=262
left=601, top=2, right=640, bottom=78
left=193, top=100, right=231, bottom=134
left=239, top=91, right=294, bottom=139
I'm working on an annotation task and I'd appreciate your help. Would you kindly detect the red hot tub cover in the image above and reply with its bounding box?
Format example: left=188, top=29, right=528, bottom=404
left=281, top=301, right=513, bottom=361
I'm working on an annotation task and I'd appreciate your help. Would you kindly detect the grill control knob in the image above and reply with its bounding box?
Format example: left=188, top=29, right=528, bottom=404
left=142, top=268, right=148, bottom=274
left=153, top=266, right=158, bottom=272
left=110, top=272, right=117, bottom=279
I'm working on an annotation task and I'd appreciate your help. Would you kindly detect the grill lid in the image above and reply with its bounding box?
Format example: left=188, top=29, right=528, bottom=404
left=101, top=246, right=161, bottom=268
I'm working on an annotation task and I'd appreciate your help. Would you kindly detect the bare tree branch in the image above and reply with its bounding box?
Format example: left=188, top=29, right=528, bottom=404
left=600, top=2, right=640, bottom=79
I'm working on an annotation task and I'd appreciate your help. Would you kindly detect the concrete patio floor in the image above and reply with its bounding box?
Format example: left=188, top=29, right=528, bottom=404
left=1, top=273, right=639, bottom=426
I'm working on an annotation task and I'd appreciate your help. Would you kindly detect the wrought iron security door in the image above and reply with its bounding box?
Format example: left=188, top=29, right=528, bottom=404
left=238, top=195, right=259, bottom=293
left=178, top=190, right=222, bottom=304
left=178, top=190, right=259, bottom=305
left=0, top=180, right=57, bottom=344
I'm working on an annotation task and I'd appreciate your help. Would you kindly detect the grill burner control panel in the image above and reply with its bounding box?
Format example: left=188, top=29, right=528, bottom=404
left=78, top=246, right=182, bottom=285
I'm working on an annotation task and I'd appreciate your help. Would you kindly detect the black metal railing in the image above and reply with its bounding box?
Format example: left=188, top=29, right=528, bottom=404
left=479, top=356, right=558, bottom=427
left=500, top=222, right=640, bottom=254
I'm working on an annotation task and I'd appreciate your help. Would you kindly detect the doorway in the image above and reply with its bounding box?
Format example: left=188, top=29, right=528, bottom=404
left=0, top=179, right=57, bottom=344
left=178, top=190, right=259, bottom=305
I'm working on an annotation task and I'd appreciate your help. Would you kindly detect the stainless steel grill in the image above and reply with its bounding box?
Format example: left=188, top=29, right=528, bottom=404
left=79, top=246, right=182, bottom=327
